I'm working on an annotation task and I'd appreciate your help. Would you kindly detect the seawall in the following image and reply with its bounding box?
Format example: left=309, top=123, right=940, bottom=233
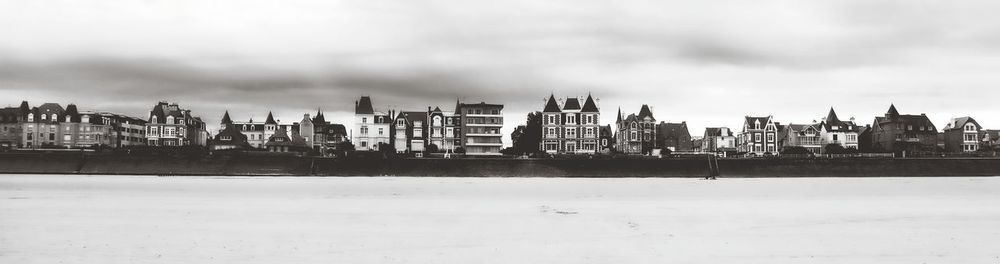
left=2, top=153, right=1000, bottom=177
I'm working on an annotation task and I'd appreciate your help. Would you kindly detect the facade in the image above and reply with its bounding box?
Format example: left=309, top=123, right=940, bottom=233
left=818, top=108, right=861, bottom=150
left=15, top=102, right=147, bottom=149
left=428, top=106, right=461, bottom=151
left=145, top=102, right=208, bottom=147
left=224, top=111, right=287, bottom=149
left=540, top=94, right=601, bottom=154
left=392, top=111, right=429, bottom=153
left=616, top=105, right=657, bottom=155
left=82, top=112, right=148, bottom=148
left=264, top=127, right=310, bottom=154
left=982, top=130, right=1000, bottom=150
left=657, top=122, right=691, bottom=152
left=456, top=101, right=504, bottom=155
left=870, top=104, right=938, bottom=153
left=942, top=117, right=982, bottom=152
left=353, top=96, right=392, bottom=151
left=702, top=127, right=736, bottom=154
left=211, top=123, right=250, bottom=150
left=297, top=110, right=348, bottom=155
left=0, top=101, right=29, bottom=149
left=738, top=116, right=780, bottom=156
left=781, top=124, right=823, bottom=153
left=599, top=125, right=615, bottom=153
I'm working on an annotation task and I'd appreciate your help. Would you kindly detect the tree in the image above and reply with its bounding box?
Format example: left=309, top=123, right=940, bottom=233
left=426, top=144, right=439, bottom=153
left=659, top=148, right=673, bottom=158
left=454, top=147, right=466, bottom=154
left=511, top=112, right=543, bottom=155
left=781, top=146, right=811, bottom=155
left=824, top=144, right=847, bottom=154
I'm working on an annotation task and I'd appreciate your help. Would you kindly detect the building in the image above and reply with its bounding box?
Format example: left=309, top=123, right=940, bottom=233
left=145, top=102, right=208, bottom=147
left=456, top=101, right=504, bottom=155
left=392, top=111, right=428, bottom=153
left=540, top=94, right=601, bottom=154
left=870, top=104, right=938, bottom=153
left=223, top=111, right=288, bottom=149
left=982, top=130, right=1000, bottom=150
left=657, top=122, right=691, bottom=152
left=82, top=111, right=148, bottom=148
left=428, top=106, right=461, bottom=151
left=738, top=115, right=780, bottom=156
left=702, top=127, right=736, bottom=155
left=15, top=102, right=147, bottom=149
left=297, top=109, right=349, bottom=155
left=211, top=123, right=250, bottom=151
left=616, top=105, right=657, bottom=155
left=942, top=117, right=982, bottom=152
left=599, top=125, right=615, bottom=153
left=264, top=127, right=310, bottom=154
left=353, top=96, right=392, bottom=151
left=0, top=101, right=29, bottom=149
left=818, top=108, right=861, bottom=151
left=780, top=124, right=823, bottom=153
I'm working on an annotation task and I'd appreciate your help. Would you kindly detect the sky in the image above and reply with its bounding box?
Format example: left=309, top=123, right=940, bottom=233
left=3, top=0, right=1000, bottom=145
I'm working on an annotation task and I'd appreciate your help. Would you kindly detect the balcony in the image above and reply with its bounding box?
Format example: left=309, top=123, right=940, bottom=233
left=466, top=133, right=503, bottom=137
left=466, top=142, right=503, bottom=146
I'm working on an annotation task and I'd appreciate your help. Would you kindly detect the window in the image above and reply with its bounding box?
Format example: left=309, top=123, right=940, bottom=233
left=966, top=124, right=977, bottom=131
left=566, top=128, right=577, bottom=138
left=767, top=134, right=774, bottom=142
left=907, top=125, right=913, bottom=130
left=630, top=131, right=637, bottom=141
left=567, top=115, right=575, bottom=124
left=41, top=114, right=47, bottom=120
left=754, top=133, right=761, bottom=142
left=362, top=117, right=367, bottom=123
left=397, top=120, right=405, bottom=126
left=547, top=128, right=556, bottom=136
left=378, top=128, right=384, bottom=135
left=630, top=123, right=637, bottom=129
left=28, top=114, right=34, bottom=122
left=833, top=134, right=838, bottom=141
left=491, top=109, right=499, bottom=115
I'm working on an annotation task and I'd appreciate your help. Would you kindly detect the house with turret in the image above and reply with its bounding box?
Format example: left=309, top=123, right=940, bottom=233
left=540, top=94, right=601, bottom=154
left=353, top=96, right=392, bottom=151
left=870, top=104, right=938, bottom=153
left=616, top=105, right=657, bottom=155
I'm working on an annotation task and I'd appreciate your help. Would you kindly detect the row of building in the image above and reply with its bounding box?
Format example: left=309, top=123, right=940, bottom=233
left=3, top=95, right=998, bottom=157
left=0, top=101, right=207, bottom=150
left=523, top=94, right=1000, bottom=156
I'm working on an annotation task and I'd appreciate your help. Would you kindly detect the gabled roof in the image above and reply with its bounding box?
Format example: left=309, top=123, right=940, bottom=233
left=396, top=111, right=428, bottom=125
left=704, top=127, right=734, bottom=137
left=355, top=96, right=375, bottom=114
left=820, top=108, right=858, bottom=132
left=600, top=125, right=613, bottom=136
left=562, top=98, right=581, bottom=110
left=638, top=105, right=654, bottom=120
left=943, top=116, right=981, bottom=131
left=581, top=94, right=599, bottom=112
left=658, top=122, right=690, bottom=139
left=744, top=116, right=771, bottom=128
left=329, top=124, right=348, bottom=135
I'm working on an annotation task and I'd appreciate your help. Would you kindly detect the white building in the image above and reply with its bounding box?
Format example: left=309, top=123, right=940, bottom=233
left=353, top=96, right=392, bottom=151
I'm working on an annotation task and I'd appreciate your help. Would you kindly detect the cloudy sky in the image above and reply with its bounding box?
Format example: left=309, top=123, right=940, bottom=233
left=3, top=0, right=1000, bottom=144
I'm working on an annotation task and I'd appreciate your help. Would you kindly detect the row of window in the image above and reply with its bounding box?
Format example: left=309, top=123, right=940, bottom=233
left=545, top=114, right=600, bottom=125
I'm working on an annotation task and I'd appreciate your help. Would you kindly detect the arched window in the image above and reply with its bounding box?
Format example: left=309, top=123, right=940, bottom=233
left=151, top=116, right=157, bottom=123
left=166, top=116, right=174, bottom=124
left=41, top=114, right=47, bottom=120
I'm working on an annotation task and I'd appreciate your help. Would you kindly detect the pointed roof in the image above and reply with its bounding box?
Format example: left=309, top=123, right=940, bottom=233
left=433, top=106, right=442, bottom=112
left=638, top=104, right=654, bottom=120
left=265, top=111, right=277, bottom=124
left=944, top=116, right=981, bottom=131
left=616, top=107, right=622, bottom=123
left=543, top=94, right=561, bottom=112
left=826, top=107, right=841, bottom=124
left=18, top=101, right=29, bottom=112
left=355, top=96, right=375, bottom=114
left=221, top=111, right=233, bottom=125
left=887, top=104, right=899, bottom=116
left=563, top=98, right=581, bottom=110
left=581, top=94, right=599, bottom=112
left=312, top=108, right=326, bottom=124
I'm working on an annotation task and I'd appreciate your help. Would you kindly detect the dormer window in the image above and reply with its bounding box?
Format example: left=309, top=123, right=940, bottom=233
left=65, top=115, right=71, bottom=122
left=41, top=114, right=47, bottom=120
left=152, top=116, right=157, bottom=123
left=82, top=115, right=90, bottom=123
left=28, top=113, right=34, bottom=122
left=166, top=116, right=174, bottom=124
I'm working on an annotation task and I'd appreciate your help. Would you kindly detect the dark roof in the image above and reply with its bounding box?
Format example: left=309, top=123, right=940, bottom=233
left=638, top=105, right=654, bottom=120
left=312, top=109, right=327, bottom=124
left=264, top=112, right=277, bottom=124
left=616, top=107, right=622, bottom=123
left=887, top=104, right=899, bottom=116
left=543, top=95, right=561, bottom=112
left=433, top=106, right=442, bottom=112
left=581, top=94, right=599, bottom=112
left=64, top=104, right=81, bottom=122
left=658, top=122, right=690, bottom=139
left=704, top=127, right=734, bottom=137
left=397, top=111, right=428, bottom=125
left=876, top=114, right=937, bottom=133
left=221, top=111, right=233, bottom=124
left=820, top=108, right=858, bottom=132
left=944, top=117, right=980, bottom=131
left=745, top=116, right=770, bottom=128
left=329, top=124, right=347, bottom=135
left=562, top=98, right=581, bottom=110
left=600, top=125, right=613, bottom=136
left=265, top=127, right=308, bottom=147
left=983, top=129, right=1000, bottom=141
left=355, top=96, right=375, bottom=114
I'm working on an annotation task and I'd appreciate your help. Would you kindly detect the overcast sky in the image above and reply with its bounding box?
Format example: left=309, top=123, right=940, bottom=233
left=3, top=0, right=1000, bottom=145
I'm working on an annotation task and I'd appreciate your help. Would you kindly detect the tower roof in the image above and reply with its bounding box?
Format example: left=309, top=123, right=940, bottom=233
left=887, top=104, right=899, bottom=116
left=221, top=111, right=233, bottom=124
left=543, top=94, right=561, bottom=112
left=562, top=98, right=581, bottom=110
left=265, top=111, right=277, bottom=124
left=581, top=94, right=599, bottom=112
left=355, top=96, right=375, bottom=114
left=638, top=104, right=654, bottom=120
